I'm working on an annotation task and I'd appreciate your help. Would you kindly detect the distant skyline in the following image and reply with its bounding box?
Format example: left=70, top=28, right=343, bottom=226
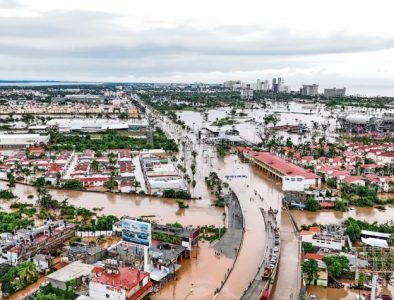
left=1, top=0, right=394, bottom=96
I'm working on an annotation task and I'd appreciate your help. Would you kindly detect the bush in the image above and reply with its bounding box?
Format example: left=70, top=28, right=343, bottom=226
left=0, top=189, right=16, bottom=200
left=62, top=180, right=83, bottom=190
left=162, top=189, right=191, bottom=199
left=176, top=199, right=189, bottom=209
left=305, top=198, right=320, bottom=212
left=302, top=242, right=317, bottom=254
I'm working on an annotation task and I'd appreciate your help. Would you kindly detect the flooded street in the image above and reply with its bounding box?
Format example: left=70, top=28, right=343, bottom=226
left=153, top=242, right=233, bottom=300
left=271, top=209, right=301, bottom=300
left=177, top=102, right=340, bottom=145
left=291, top=206, right=394, bottom=227
left=2, top=102, right=394, bottom=299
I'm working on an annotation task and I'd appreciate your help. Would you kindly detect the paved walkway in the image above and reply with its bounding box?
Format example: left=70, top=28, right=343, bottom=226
left=213, top=191, right=243, bottom=259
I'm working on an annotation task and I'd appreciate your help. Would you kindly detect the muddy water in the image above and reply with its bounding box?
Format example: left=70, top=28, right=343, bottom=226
left=307, top=283, right=394, bottom=300
left=177, top=102, right=340, bottom=144
left=291, top=206, right=394, bottom=227
left=0, top=182, right=224, bottom=227
left=270, top=210, right=301, bottom=300
left=152, top=242, right=233, bottom=300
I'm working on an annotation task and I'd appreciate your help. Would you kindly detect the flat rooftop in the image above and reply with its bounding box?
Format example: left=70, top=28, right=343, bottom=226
left=47, top=261, right=93, bottom=282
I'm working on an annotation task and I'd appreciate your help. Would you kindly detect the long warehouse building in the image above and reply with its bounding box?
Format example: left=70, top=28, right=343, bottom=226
left=238, top=147, right=321, bottom=191
left=0, top=134, right=50, bottom=149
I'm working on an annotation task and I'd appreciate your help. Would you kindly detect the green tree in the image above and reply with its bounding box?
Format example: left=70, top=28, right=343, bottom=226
left=334, top=199, right=347, bottom=212
left=35, top=293, right=60, bottom=300
left=62, top=180, right=83, bottom=190
left=302, top=259, right=320, bottom=285
left=358, top=272, right=368, bottom=286
left=305, top=197, right=320, bottom=212
left=34, top=176, right=48, bottom=203
left=323, top=255, right=350, bottom=277
left=6, top=172, right=16, bottom=190
left=104, top=171, right=118, bottom=191
left=17, top=261, right=37, bottom=283
left=345, top=222, right=361, bottom=242
left=90, top=160, right=99, bottom=173
left=302, top=242, right=317, bottom=254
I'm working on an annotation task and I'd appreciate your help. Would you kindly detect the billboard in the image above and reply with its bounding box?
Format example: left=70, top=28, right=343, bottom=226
left=121, top=219, right=151, bottom=247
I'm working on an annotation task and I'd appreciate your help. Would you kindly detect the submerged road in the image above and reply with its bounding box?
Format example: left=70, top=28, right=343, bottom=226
left=143, top=102, right=301, bottom=299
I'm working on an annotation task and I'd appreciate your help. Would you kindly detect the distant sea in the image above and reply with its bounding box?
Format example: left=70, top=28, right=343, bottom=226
left=0, top=81, right=101, bottom=87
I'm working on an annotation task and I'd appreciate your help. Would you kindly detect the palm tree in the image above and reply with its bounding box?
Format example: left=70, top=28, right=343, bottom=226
left=6, top=172, right=16, bottom=190
left=90, top=160, right=99, bottom=173
left=48, top=125, right=60, bottom=144
left=105, top=171, right=118, bottom=191
left=17, top=261, right=37, bottom=283
left=132, top=180, right=141, bottom=192
left=22, top=168, right=32, bottom=183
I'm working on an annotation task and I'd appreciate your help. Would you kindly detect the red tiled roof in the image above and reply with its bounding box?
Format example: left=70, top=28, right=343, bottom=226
left=381, top=152, right=394, bottom=157
left=343, top=176, right=364, bottom=183
left=79, top=177, right=108, bottom=182
left=48, top=163, right=63, bottom=174
left=319, top=201, right=335, bottom=208
left=251, top=151, right=320, bottom=179
left=91, top=267, right=149, bottom=291
left=309, top=226, right=320, bottom=233
left=129, top=281, right=153, bottom=300
left=92, top=266, right=105, bottom=273
left=304, top=253, right=324, bottom=260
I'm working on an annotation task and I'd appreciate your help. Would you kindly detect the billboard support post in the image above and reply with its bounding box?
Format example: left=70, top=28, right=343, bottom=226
left=144, top=246, right=149, bottom=272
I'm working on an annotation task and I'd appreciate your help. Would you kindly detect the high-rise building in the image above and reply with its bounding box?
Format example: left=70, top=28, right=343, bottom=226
left=256, top=79, right=262, bottom=91
left=302, top=84, right=319, bottom=96
left=240, top=84, right=254, bottom=100
left=272, top=78, right=277, bottom=86
left=223, top=80, right=241, bottom=90
left=324, top=87, right=346, bottom=98
left=264, top=80, right=270, bottom=92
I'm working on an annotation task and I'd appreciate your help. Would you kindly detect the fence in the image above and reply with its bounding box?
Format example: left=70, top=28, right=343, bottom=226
left=75, top=230, right=115, bottom=237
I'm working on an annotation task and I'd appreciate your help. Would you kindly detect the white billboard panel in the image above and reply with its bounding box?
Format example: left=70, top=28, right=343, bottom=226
left=121, top=219, right=151, bottom=247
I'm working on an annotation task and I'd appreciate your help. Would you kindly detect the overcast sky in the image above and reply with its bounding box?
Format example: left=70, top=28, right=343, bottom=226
left=1, top=0, right=394, bottom=95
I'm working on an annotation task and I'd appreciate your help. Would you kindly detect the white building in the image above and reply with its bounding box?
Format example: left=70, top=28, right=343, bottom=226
left=301, top=229, right=345, bottom=251
left=87, top=265, right=152, bottom=300
left=282, top=176, right=306, bottom=192
left=47, top=261, right=94, bottom=290
left=0, top=134, right=50, bottom=149
left=324, top=88, right=346, bottom=98
left=148, top=178, right=186, bottom=194
left=240, top=84, right=253, bottom=100
left=302, top=84, right=319, bottom=97
left=46, top=118, right=148, bottom=133
left=264, top=80, right=270, bottom=92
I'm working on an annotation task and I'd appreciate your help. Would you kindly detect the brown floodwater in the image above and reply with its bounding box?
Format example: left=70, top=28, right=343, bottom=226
left=0, top=181, right=224, bottom=227
left=152, top=242, right=233, bottom=300
left=307, top=282, right=394, bottom=300
left=270, top=210, right=301, bottom=300
left=291, top=206, right=394, bottom=227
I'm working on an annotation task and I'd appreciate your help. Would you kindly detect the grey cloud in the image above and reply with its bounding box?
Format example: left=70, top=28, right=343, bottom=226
left=0, top=0, right=20, bottom=8
left=0, top=8, right=394, bottom=86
